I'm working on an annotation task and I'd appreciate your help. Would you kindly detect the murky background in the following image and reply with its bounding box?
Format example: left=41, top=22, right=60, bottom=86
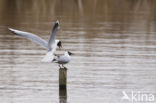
left=0, top=0, right=156, bottom=103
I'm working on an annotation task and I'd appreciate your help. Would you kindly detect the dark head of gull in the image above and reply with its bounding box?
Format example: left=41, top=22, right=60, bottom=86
left=57, top=41, right=62, bottom=48
left=67, top=51, right=74, bottom=55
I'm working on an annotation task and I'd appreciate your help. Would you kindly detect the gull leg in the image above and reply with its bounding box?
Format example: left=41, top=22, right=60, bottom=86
left=59, top=64, right=61, bottom=68
left=59, top=64, right=63, bottom=68
left=62, top=64, right=65, bottom=68
left=61, top=64, right=63, bottom=68
left=62, top=64, right=64, bottom=68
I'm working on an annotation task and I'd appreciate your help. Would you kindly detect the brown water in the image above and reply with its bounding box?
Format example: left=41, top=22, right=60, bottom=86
left=0, top=0, right=156, bottom=103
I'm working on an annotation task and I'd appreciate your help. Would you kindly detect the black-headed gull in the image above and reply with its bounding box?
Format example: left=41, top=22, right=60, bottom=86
left=8, top=20, right=62, bottom=62
left=53, top=51, right=73, bottom=68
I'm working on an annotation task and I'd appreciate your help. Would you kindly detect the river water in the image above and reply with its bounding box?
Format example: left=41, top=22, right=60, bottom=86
left=0, top=0, right=156, bottom=103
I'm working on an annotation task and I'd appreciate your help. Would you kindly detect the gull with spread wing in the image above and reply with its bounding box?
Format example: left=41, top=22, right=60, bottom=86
left=8, top=20, right=62, bottom=62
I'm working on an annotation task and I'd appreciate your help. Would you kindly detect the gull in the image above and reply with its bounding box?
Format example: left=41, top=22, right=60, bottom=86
left=53, top=51, right=73, bottom=68
left=8, top=20, right=62, bottom=62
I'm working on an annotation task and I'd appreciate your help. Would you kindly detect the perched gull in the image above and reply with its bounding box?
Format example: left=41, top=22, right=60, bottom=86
left=53, top=51, right=73, bottom=68
left=8, top=20, right=62, bottom=62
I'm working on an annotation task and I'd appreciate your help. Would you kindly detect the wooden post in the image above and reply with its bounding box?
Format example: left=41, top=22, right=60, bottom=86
left=59, top=67, right=67, bottom=103
left=59, top=67, right=67, bottom=89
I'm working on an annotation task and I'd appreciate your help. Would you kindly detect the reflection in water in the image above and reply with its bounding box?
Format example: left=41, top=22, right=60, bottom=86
left=59, top=68, right=67, bottom=103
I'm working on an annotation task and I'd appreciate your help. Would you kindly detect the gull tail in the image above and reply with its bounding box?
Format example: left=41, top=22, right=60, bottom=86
left=41, top=51, right=54, bottom=62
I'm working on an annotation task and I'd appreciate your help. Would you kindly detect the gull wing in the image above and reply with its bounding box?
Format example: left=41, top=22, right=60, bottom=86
left=8, top=28, right=48, bottom=49
left=41, top=51, right=54, bottom=62
left=48, top=20, right=59, bottom=50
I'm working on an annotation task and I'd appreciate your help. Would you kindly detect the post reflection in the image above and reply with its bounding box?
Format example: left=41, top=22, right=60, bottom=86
left=59, top=67, right=67, bottom=103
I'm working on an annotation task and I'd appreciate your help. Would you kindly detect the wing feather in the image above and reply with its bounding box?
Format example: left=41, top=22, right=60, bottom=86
left=48, top=20, right=59, bottom=49
left=8, top=28, right=48, bottom=49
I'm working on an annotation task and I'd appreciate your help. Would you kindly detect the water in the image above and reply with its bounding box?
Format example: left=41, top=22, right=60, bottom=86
left=0, top=0, right=156, bottom=103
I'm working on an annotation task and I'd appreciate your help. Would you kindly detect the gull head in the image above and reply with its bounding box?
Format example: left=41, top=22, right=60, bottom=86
left=57, top=40, right=62, bottom=49
left=67, top=51, right=74, bottom=56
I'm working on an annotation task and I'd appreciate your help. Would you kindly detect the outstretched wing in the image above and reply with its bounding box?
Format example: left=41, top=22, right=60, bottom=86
left=48, top=20, right=59, bottom=50
left=8, top=28, right=48, bottom=49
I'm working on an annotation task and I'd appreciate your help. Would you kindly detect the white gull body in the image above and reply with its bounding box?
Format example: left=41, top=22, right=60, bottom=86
left=53, top=51, right=73, bottom=67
